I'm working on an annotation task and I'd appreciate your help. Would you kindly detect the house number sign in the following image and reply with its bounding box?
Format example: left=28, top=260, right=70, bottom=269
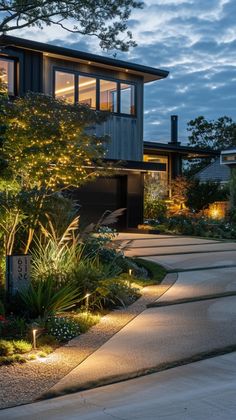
left=6, top=255, right=31, bottom=295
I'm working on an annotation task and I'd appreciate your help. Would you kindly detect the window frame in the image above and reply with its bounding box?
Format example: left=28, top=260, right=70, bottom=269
left=53, top=66, right=137, bottom=117
left=0, top=56, right=18, bottom=96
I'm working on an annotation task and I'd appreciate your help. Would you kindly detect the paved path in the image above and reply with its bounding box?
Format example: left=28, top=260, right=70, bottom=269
left=2, top=352, right=236, bottom=419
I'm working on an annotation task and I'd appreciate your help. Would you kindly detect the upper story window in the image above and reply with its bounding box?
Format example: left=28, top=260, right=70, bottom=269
left=55, top=71, right=75, bottom=103
left=79, top=75, right=96, bottom=108
left=54, top=69, right=136, bottom=116
left=120, top=83, right=135, bottom=115
left=100, top=80, right=118, bottom=112
left=0, top=58, right=15, bottom=95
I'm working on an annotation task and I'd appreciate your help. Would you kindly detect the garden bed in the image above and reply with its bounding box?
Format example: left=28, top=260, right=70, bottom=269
left=0, top=261, right=170, bottom=409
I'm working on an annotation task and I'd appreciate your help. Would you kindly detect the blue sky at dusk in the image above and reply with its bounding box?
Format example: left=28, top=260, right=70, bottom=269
left=10, top=0, right=236, bottom=144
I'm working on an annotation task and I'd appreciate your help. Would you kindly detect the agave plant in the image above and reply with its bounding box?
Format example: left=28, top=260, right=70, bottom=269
left=19, top=277, right=81, bottom=320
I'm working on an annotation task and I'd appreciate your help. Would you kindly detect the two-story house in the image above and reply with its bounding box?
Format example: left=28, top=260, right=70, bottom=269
left=0, top=36, right=218, bottom=229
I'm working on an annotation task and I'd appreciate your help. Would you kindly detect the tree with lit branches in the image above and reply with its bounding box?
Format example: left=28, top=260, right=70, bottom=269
left=0, top=92, right=108, bottom=254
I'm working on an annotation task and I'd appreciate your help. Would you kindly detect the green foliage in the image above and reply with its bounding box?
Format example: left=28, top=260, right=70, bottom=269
left=0, top=316, right=28, bottom=339
left=186, top=179, right=229, bottom=212
left=133, top=259, right=167, bottom=286
left=0, top=92, right=108, bottom=255
left=187, top=116, right=236, bottom=150
left=0, top=354, right=27, bottom=366
left=72, top=312, right=101, bottom=334
left=19, top=277, right=80, bottom=320
left=0, top=1, right=142, bottom=51
left=12, top=340, right=32, bottom=354
left=92, top=279, right=140, bottom=310
left=1, top=93, right=107, bottom=190
left=47, top=316, right=80, bottom=342
left=0, top=339, right=14, bottom=356
left=144, top=198, right=167, bottom=221
left=38, top=345, right=53, bottom=355
left=185, top=116, right=236, bottom=177
left=37, top=334, right=59, bottom=348
left=154, top=215, right=236, bottom=240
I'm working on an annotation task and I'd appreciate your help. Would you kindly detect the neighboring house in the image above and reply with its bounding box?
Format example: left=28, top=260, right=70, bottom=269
left=195, top=158, right=230, bottom=185
left=0, top=35, right=217, bottom=229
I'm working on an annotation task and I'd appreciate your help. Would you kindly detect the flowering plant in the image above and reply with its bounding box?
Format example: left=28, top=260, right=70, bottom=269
left=47, top=316, right=80, bottom=342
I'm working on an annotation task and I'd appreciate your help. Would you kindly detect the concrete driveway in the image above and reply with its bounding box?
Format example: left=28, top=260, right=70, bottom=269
left=2, top=352, right=236, bottom=420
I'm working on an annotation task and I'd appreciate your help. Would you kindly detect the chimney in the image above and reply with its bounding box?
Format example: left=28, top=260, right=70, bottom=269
left=169, top=115, right=181, bottom=145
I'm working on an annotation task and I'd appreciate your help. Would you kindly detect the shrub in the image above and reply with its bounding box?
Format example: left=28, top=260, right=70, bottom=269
left=37, top=334, right=59, bottom=347
left=1, top=316, right=28, bottom=339
left=19, top=277, right=80, bottom=320
left=186, top=179, right=228, bottom=212
left=144, top=198, right=167, bottom=221
left=71, top=260, right=103, bottom=297
left=28, top=354, right=37, bottom=360
left=12, top=340, right=32, bottom=354
left=72, top=312, right=101, bottom=334
left=92, top=279, right=140, bottom=310
left=47, top=316, right=80, bottom=342
left=38, top=345, right=53, bottom=355
left=0, top=339, right=14, bottom=356
left=0, top=355, right=26, bottom=366
left=38, top=351, right=47, bottom=358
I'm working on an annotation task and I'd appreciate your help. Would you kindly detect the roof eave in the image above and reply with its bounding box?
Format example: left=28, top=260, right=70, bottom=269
left=0, top=35, right=169, bottom=83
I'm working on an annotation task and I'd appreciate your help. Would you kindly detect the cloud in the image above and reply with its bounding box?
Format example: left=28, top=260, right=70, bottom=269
left=8, top=0, right=236, bottom=143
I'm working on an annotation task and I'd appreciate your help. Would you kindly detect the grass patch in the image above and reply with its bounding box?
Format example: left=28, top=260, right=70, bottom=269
left=73, top=312, right=101, bottom=334
left=132, top=258, right=167, bottom=287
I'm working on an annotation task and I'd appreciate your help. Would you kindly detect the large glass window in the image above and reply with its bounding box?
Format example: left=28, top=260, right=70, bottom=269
left=120, top=83, right=135, bottom=115
left=100, top=80, right=118, bottom=112
left=144, top=154, right=169, bottom=197
left=53, top=69, right=136, bottom=115
left=0, top=58, right=15, bottom=95
left=79, top=75, right=96, bottom=108
left=55, top=71, right=75, bottom=103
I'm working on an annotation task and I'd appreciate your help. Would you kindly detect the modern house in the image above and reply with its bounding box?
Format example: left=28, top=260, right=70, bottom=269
left=0, top=35, right=217, bottom=229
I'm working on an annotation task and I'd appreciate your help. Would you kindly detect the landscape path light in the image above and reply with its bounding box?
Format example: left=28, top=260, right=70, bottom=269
left=85, top=293, right=91, bottom=312
left=128, top=269, right=132, bottom=287
left=32, top=329, right=38, bottom=350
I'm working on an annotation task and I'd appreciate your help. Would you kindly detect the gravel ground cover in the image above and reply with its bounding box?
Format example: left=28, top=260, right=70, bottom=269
left=0, top=274, right=175, bottom=409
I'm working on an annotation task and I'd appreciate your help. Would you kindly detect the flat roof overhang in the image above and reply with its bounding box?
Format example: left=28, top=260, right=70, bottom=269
left=106, top=159, right=166, bottom=172
left=144, top=141, right=220, bottom=158
left=0, top=35, right=169, bottom=83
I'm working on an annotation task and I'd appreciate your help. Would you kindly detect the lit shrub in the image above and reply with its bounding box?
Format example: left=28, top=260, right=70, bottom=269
left=12, top=340, right=32, bottom=354
left=0, top=339, right=14, bottom=356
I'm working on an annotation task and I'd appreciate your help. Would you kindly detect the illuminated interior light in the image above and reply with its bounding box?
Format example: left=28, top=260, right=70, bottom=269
left=55, top=79, right=96, bottom=95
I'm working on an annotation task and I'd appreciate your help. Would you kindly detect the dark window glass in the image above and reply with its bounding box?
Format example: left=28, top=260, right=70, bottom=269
left=55, top=71, right=75, bottom=103
left=0, top=58, right=14, bottom=95
left=100, top=79, right=118, bottom=112
left=120, top=83, right=135, bottom=115
left=79, top=75, right=96, bottom=108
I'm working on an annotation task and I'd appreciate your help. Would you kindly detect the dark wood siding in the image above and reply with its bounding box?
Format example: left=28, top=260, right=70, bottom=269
left=43, top=56, right=144, bottom=162
left=23, top=50, right=43, bottom=93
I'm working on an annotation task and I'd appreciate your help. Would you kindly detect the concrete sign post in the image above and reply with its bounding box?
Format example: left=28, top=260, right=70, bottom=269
left=6, top=255, right=31, bottom=295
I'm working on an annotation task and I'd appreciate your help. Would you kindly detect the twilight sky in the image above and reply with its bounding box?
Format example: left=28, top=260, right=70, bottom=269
left=11, top=0, right=236, bottom=144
